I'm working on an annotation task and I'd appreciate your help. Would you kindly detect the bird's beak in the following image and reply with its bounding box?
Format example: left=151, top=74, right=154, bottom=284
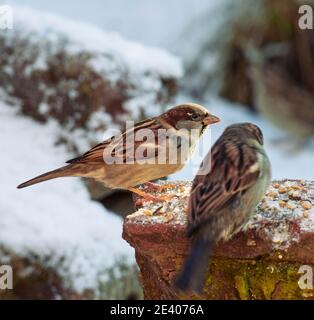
left=202, top=114, right=220, bottom=125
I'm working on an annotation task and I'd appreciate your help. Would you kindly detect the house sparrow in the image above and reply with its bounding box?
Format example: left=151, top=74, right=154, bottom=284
left=175, top=123, right=271, bottom=293
left=17, top=103, right=220, bottom=201
left=250, top=64, right=314, bottom=142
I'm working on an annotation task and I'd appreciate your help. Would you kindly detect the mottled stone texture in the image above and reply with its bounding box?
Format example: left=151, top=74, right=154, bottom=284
left=123, top=180, right=314, bottom=300
left=0, top=248, right=142, bottom=300
left=0, top=249, right=92, bottom=299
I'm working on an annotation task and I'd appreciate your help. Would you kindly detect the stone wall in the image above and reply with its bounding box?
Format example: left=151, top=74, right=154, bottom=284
left=123, top=180, right=314, bottom=299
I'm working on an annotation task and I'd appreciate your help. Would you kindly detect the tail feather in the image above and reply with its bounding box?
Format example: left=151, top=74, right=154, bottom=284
left=17, top=165, right=78, bottom=189
left=175, top=238, right=212, bottom=294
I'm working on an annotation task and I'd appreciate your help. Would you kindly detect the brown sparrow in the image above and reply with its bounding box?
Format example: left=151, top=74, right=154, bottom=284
left=18, top=103, right=220, bottom=201
left=250, top=64, right=314, bottom=142
left=175, top=123, right=271, bottom=293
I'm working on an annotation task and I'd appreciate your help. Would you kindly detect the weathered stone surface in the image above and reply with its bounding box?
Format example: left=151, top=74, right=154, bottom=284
left=0, top=248, right=143, bottom=300
left=0, top=249, right=91, bottom=299
left=123, top=180, right=314, bottom=299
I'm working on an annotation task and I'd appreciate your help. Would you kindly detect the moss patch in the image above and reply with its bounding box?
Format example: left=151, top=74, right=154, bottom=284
left=203, top=257, right=313, bottom=300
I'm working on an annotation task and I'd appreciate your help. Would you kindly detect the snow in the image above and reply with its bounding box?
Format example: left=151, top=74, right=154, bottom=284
left=0, top=101, right=134, bottom=293
left=1, top=1, right=314, bottom=297
left=170, top=96, right=314, bottom=181
left=251, top=180, right=314, bottom=249
left=128, top=181, right=192, bottom=226
left=128, top=179, right=314, bottom=251
left=10, top=5, right=183, bottom=79
left=2, top=5, right=182, bottom=122
left=8, top=0, right=212, bottom=48
left=0, top=7, right=185, bottom=294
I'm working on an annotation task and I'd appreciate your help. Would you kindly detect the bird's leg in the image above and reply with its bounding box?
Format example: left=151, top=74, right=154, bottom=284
left=129, top=187, right=177, bottom=203
left=141, top=181, right=177, bottom=192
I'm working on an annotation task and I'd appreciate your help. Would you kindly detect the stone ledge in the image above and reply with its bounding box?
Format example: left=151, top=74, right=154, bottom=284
left=123, top=180, right=314, bottom=299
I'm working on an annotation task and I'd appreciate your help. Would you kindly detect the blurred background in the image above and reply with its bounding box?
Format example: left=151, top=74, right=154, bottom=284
left=0, top=0, right=313, bottom=299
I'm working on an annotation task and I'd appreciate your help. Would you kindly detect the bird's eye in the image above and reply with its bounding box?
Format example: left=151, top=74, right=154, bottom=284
left=191, top=113, right=200, bottom=121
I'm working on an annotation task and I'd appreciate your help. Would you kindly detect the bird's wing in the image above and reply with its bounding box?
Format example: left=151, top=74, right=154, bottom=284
left=66, top=117, right=166, bottom=164
left=188, top=137, right=260, bottom=231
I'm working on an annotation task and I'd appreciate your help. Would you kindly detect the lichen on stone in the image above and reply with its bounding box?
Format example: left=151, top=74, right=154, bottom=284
left=123, top=180, right=314, bottom=300
left=127, top=180, right=314, bottom=251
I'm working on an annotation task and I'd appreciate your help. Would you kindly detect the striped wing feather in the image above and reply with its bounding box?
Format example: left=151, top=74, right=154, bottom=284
left=189, top=138, right=260, bottom=228
left=67, top=118, right=164, bottom=164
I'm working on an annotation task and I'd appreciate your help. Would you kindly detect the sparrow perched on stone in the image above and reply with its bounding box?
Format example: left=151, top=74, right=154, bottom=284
left=18, top=103, right=220, bottom=201
left=175, top=123, right=271, bottom=293
left=250, top=64, right=314, bottom=142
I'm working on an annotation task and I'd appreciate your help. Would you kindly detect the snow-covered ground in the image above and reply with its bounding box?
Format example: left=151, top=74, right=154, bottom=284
left=3, top=5, right=182, bottom=127
left=8, top=0, right=213, bottom=47
left=11, top=6, right=182, bottom=79
left=170, top=96, right=314, bottom=181
left=0, top=103, right=134, bottom=293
